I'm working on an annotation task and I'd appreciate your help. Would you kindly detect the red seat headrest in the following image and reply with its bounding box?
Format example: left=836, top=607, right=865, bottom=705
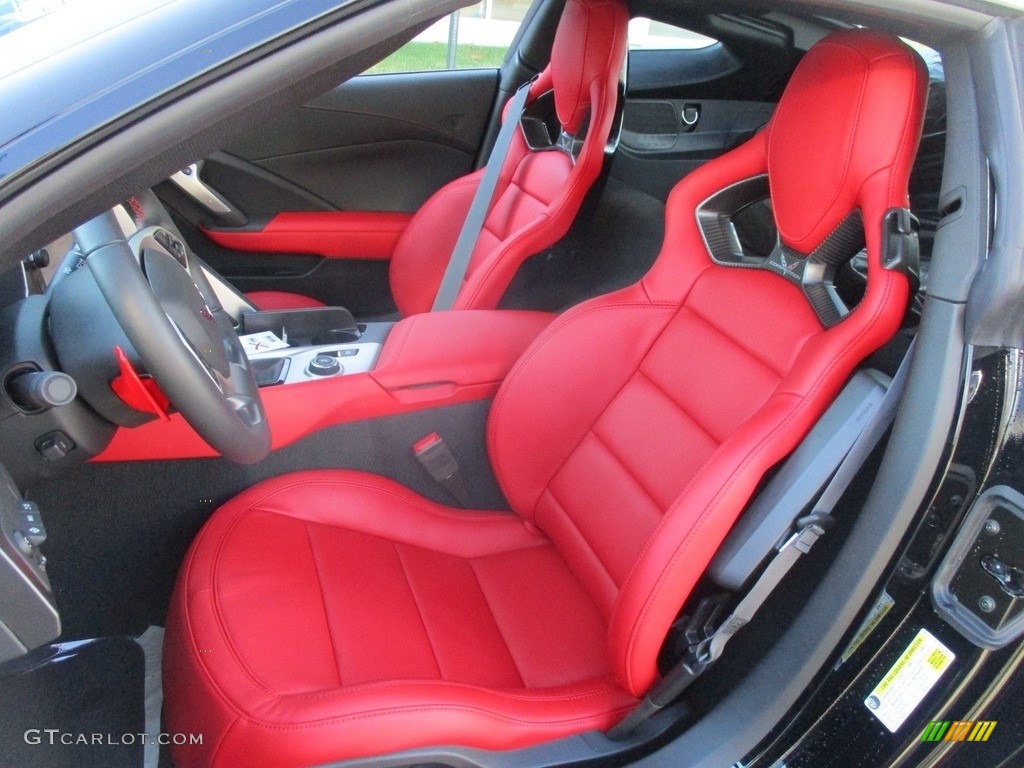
left=551, top=0, right=628, bottom=135
left=767, top=30, right=929, bottom=254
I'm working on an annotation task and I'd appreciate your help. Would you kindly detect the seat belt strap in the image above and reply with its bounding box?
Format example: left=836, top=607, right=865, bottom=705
left=431, top=81, right=533, bottom=311
left=609, top=341, right=916, bottom=740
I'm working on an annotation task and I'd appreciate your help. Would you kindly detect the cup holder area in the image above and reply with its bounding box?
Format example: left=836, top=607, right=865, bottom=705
left=240, top=307, right=360, bottom=347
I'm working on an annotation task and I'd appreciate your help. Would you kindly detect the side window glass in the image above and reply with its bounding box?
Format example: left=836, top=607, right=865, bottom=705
left=367, top=0, right=531, bottom=74
left=627, top=17, right=718, bottom=51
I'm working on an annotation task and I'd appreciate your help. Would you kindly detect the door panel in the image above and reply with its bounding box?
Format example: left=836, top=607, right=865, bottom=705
left=201, top=212, right=412, bottom=260
left=221, top=68, right=499, bottom=214
left=158, top=206, right=398, bottom=316
left=163, top=68, right=500, bottom=310
left=610, top=23, right=793, bottom=202
left=613, top=97, right=775, bottom=201
left=625, top=45, right=743, bottom=94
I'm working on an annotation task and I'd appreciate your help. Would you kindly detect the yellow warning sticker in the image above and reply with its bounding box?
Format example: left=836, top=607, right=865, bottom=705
left=864, top=628, right=955, bottom=733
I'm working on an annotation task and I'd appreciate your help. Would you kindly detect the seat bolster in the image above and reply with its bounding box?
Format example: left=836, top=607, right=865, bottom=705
left=607, top=391, right=807, bottom=695
left=608, top=270, right=911, bottom=695
left=641, top=133, right=769, bottom=304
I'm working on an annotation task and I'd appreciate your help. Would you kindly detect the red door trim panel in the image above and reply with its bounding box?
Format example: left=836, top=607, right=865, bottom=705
left=201, top=211, right=413, bottom=259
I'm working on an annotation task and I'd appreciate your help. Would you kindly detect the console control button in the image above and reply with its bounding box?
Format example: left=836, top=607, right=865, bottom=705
left=307, top=355, right=342, bottom=377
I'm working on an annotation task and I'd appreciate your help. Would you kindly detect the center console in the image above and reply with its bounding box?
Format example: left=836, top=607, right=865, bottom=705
left=93, top=308, right=555, bottom=462
left=237, top=307, right=390, bottom=386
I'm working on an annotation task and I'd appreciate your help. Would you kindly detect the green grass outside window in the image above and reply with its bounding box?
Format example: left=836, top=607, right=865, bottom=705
left=367, top=42, right=506, bottom=74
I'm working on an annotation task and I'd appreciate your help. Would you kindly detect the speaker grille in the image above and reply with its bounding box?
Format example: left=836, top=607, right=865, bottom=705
left=622, top=101, right=678, bottom=150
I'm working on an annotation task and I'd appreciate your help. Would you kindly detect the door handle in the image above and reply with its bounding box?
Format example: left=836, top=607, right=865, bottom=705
left=169, top=162, right=246, bottom=226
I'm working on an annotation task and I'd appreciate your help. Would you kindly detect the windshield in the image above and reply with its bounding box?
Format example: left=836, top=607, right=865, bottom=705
left=0, top=0, right=177, bottom=81
left=0, top=0, right=71, bottom=38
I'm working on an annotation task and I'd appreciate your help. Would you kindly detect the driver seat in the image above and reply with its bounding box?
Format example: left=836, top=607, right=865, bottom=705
left=164, top=31, right=927, bottom=768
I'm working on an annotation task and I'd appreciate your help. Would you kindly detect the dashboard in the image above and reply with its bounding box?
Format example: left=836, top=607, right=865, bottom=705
left=0, top=188, right=387, bottom=480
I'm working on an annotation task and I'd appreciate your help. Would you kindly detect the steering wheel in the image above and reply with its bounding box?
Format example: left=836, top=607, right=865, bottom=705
left=72, top=211, right=270, bottom=464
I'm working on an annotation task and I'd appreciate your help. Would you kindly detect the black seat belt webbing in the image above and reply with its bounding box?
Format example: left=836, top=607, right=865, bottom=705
left=431, top=81, right=533, bottom=312
left=609, top=340, right=916, bottom=740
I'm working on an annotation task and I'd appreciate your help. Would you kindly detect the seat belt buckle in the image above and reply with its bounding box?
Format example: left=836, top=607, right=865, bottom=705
left=413, top=433, right=471, bottom=508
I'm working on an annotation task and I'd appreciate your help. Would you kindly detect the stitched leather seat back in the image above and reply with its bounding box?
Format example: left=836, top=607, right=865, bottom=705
left=488, top=30, right=928, bottom=697
left=388, top=0, right=628, bottom=315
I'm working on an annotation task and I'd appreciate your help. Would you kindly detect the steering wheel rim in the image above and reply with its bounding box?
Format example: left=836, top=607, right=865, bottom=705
left=73, top=210, right=270, bottom=464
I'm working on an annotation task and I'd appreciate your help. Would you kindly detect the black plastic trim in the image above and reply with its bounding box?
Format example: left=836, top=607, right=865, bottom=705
left=710, top=370, right=890, bottom=590
left=695, top=175, right=868, bottom=328
left=964, top=18, right=1024, bottom=346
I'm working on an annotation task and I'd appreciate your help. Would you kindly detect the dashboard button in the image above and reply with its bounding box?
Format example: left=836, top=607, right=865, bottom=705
left=12, top=531, right=34, bottom=557
left=35, top=431, right=76, bottom=461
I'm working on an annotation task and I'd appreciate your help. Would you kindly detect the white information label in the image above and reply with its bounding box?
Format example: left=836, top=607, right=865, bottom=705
left=239, top=331, right=289, bottom=357
left=864, top=628, right=955, bottom=733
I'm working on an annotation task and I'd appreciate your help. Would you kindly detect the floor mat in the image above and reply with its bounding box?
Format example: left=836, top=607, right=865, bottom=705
left=500, top=176, right=665, bottom=313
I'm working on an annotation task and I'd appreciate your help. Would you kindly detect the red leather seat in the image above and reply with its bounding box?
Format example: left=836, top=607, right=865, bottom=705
left=164, top=31, right=928, bottom=768
left=248, top=0, right=629, bottom=315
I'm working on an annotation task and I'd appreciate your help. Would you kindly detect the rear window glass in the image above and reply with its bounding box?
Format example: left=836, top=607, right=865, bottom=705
left=628, top=17, right=718, bottom=51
